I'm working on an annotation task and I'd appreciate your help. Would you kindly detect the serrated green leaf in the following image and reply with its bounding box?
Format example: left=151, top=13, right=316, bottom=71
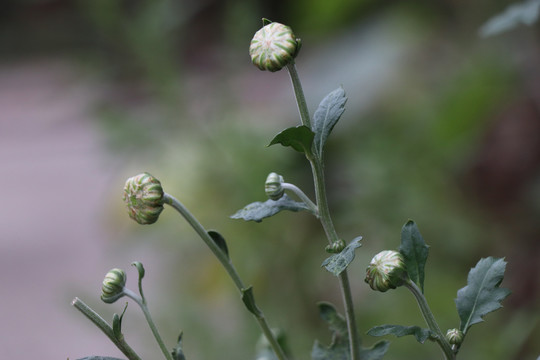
left=399, top=220, right=429, bottom=293
left=367, top=324, right=434, bottom=344
left=479, top=0, right=540, bottom=37
left=312, top=302, right=389, bottom=360
left=242, top=286, right=262, bottom=317
left=230, top=194, right=310, bottom=222
left=456, top=257, right=511, bottom=334
left=208, top=230, right=229, bottom=259
left=312, top=87, right=347, bottom=157
left=268, top=125, right=314, bottom=156
left=321, top=237, right=362, bottom=276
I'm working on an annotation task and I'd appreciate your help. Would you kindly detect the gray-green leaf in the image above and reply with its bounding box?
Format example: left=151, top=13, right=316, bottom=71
left=312, top=87, right=347, bottom=158
left=208, top=230, right=229, bottom=259
left=311, top=302, right=389, bottom=360
left=399, top=220, right=429, bottom=293
left=321, top=237, right=363, bottom=276
left=242, top=286, right=262, bottom=317
left=455, top=257, right=511, bottom=334
left=367, top=324, right=434, bottom=344
left=479, top=0, right=540, bottom=37
left=230, top=194, right=310, bottom=222
left=268, top=125, right=314, bottom=156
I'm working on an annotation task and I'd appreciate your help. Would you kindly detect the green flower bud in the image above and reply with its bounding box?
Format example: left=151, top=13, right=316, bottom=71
left=123, top=172, right=164, bottom=225
left=445, top=328, right=463, bottom=346
left=365, top=250, right=407, bottom=292
left=265, top=172, right=284, bottom=200
left=249, top=22, right=299, bottom=72
left=325, top=239, right=346, bottom=253
left=101, top=268, right=126, bottom=304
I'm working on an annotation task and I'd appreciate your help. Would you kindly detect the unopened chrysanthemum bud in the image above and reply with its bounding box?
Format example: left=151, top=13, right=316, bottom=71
left=249, top=21, right=299, bottom=72
left=445, top=328, right=463, bottom=346
left=365, top=250, right=407, bottom=292
left=101, top=268, right=126, bottom=304
left=265, top=172, right=284, bottom=200
left=325, top=239, right=346, bottom=253
left=123, top=172, right=164, bottom=225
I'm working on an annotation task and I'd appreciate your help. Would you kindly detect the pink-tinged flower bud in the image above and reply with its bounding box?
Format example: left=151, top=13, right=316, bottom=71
left=123, top=172, right=164, bottom=225
left=365, top=250, right=407, bottom=292
left=250, top=22, right=299, bottom=72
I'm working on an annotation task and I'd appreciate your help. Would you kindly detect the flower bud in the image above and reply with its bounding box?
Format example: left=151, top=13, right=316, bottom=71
left=365, top=250, right=407, bottom=292
left=249, top=22, right=299, bottom=72
left=123, top=172, right=164, bottom=225
left=445, top=328, right=463, bottom=346
left=101, top=268, right=126, bottom=304
left=325, top=239, right=346, bottom=253
left=265, top=172, right=284, bottom=200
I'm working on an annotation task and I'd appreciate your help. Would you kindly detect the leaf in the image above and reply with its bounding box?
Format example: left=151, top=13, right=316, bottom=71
left=479, top=0, right=540, bottom=37
left=321, top=237, right=363, bottom=276
left=208, top=230, right=229, bottom=259
left=455, top=257, right=511, bottom=334
left=172, top=332, right=187, bottom=360
left=312, top=87, right=347, bottom=157
left=255, top=329, right=289, bottom=360
left=311, top=302, right=389, bottom=360
left=268, top=125, right=314, bottom=156
left=399, top=220, right=429, bottom=293
left=241, top=286, right=262, bottom=317
left=230, top=194, right=310, bottom=222
left=367, top=325, right=434, bottom=344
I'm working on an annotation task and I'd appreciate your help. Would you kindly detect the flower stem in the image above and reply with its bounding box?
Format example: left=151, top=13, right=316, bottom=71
left=285, top=63, right=361, bottom=360
left=281, top=182, right=319, bottom=216
left=404, top=280, right=455, bottom=360
left=123, top=288, right=173, bottom=360
left=72, top=297, right=143, bottom=360
left=286, top=63, right=311, bottom=129
left=162, top=193, right=288, bottom=360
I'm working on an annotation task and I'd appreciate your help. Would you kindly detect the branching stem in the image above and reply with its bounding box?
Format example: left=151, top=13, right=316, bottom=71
left=162, top=193, right=288, bottom=360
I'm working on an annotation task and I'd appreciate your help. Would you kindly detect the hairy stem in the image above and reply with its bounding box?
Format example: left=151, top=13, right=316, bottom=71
left=282, top=182, right=319, bottom=216
left=286, top=63, right=311, bottom=128
left=72, top=297, right=143, bottom=360
left=123, top=288, right=173, bottom=360
left=404, top=280, right=455, bottom=360
left=162, top=193, right=288, bottom=360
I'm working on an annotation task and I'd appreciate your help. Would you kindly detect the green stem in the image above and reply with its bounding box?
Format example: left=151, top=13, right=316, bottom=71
left=72, top=297, right=143, bottom=360
left=286, top=63, right=311, bottom=128
left=287, top=62, right=360, bottom=360
left=281, top=182, right=319, bottom=216
left=404, top=280, right=455, bottom=360
left=124, top=289, right=173, bottom=360
left=162, top=193, right=288, bottom=360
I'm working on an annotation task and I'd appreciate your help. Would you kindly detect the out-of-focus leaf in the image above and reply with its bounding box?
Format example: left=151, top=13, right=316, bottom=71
left=367, top=324, right=434, bottom=344
left=311, top=302, right=389, bottom=360
left=456, top=257, right=511, bottom=334
left=479, top=0, right=540, bottom=37
left=268, top=125, right=314, bottom=156
left=172, top=332, right=186, bottom=360
left=208, top=230, right=229, bottom=259
left=77, top=357, right=125, bottom=360
left=321, top=237, right=362, bottom=276
left=312, top=87, right=347, bottom=158
left=230, top=194, right=310, bottom=222
left=399, top=220, right=429, bottom=293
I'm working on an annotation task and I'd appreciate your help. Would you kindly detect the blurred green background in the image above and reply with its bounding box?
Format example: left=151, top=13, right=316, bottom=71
left=1, top=0, right=539, bottom=359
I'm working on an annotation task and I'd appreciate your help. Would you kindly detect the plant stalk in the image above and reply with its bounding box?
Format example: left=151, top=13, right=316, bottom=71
left=286, top=63, right=360, bottom=360
left=404, top=280, right=455, bottom=360
left=163, top=193, right=288, bottom=360
left=123, top=288, right=173, bottom=360
left=72, top=297, right=143, bottom=360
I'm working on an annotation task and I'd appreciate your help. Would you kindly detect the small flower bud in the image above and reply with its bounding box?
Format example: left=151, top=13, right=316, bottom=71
left=265, top=172, right=285, bottom=200
left=249, top=22, right=299, bottom=72
left=365, top=250, right=407, bottom=292
left=325, top=239, right=346, bottom=253
left=445, top=328, right=463, bottom=346
left=123, top=172, right=164, bottom=225
left=101, top=268, right=126, bottom=304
